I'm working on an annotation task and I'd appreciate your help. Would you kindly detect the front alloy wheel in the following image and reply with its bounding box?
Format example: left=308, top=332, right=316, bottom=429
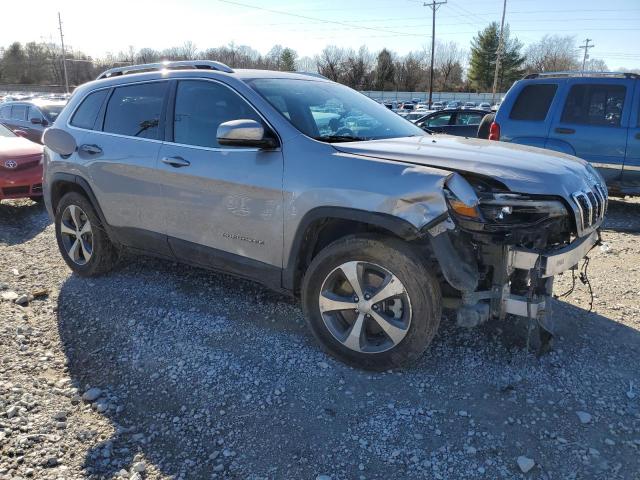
left=319, top=261, right=412, bottom=353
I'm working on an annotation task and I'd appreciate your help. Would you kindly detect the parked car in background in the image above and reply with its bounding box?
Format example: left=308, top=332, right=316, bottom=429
left=41, top=60, right=605, bottom=368
left=0, top=122, right=43, bottom=202
left=399, top=102, right=415, bottom=112
left=461, top=102, right=476, bottom=110
left=478, top=102, right=492, bottom=111
left=404, top=111, right=433, bottom=123
left=444, top=101, right=462, bottom=110
left=0, top=99, right=66, bottom=144
left=415, top=109, right=487, bottom=137
left=416, top=103, right=429, bottom=110
left=491, top=71, right=640, bottom=194
left=431, top=101, right=445, bottom=110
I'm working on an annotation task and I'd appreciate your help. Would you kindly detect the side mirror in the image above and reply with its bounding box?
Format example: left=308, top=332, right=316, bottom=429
left=30, top=117, right=42, bottom=125
left=43, top=128, right=77, bottom=156
left=217, top=119, right=278, bottom=149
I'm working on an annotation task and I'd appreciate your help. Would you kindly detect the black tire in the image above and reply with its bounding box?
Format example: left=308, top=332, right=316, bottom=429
left=302, top=234, right=442, bottom=370
left=477, top=113, right=495, bottom=139
left=54, top=192, right=119, bottom=276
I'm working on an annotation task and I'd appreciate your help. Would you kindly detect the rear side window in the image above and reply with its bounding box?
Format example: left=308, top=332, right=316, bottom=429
left=173, top=80, right=263, bottom=148
left=71, top=90, right=109, bottom=130
left=103, top=82, right=168, bottom=139
left=509, top=84, right=558, bottom=121
left=11, top=105, right=27, bottom=121
left=455, top=112, right=484, bottom=125
left=561, top=84, right=626, bottom=126
left=424, top=113, right=451, bottom=127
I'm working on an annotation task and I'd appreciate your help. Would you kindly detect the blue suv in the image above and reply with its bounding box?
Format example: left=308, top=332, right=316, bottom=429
left=491, top=72, right=640, bottom=195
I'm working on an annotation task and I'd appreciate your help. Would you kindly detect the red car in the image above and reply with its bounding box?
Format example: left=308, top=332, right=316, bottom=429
left=0, top=122, right=44, bottom=202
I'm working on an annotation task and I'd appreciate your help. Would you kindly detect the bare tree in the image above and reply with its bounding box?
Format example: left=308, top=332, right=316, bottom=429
left=315, top=46, right=346, bottom=82
left=342, top=46, right=373, bottom=89
left=435, top=41, right=465, bottom=90
left=524, top=35, right=578, bottom=73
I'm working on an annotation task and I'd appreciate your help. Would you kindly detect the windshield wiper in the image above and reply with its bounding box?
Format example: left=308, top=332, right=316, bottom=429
left=313, top=135, right=368, bottom=143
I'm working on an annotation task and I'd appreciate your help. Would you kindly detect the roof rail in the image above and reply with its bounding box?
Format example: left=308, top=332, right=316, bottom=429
left=524, top=71, right=639, bottom=80
left=96, top=60, right=234, bottom=80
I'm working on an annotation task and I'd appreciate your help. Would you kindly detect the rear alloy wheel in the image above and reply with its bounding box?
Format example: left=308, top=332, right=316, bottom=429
left=55, top=192, right=119, bottom=276
left=302, top=234, right=441, bottom=370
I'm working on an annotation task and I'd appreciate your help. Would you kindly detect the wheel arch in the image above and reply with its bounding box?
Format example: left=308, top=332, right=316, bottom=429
left=283, top=207, right=429, bottom=294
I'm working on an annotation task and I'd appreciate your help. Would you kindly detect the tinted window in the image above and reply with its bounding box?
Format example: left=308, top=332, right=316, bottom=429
left=174, top=80, right=263, bottom=148
left=455, top=112, right=484, bottom=125
left=71, top=90, right=109, bottom=130
left=11, top=105, right=27, bottom=121
left=0, top=106, right=10, bottom=119
left=425, top=113, right=451, bottom=127
left=28, top=106, right=44, bottom=122
left=561, top=84, right=626, bottom=126
left=103, top=82, right=167, bottom=139
left=509, top=84, right=558, bottom=121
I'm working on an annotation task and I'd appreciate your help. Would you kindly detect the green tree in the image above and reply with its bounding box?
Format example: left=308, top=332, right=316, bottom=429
left=373, top=48, right=395, bottom=90
left=280, top=48, right=297, bottom=71
left=469, top=23, right=524, bottom=92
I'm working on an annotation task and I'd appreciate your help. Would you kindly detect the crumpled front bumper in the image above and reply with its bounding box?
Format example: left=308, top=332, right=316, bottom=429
left=502, top=230, right=599, bottom=318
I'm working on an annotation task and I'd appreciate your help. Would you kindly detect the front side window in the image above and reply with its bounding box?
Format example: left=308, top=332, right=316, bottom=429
left=173, top=80, right=263, bottom=148
left=28, top=106, right=44, bottom=123
left=509, top=84, right=558, bottom=121
left=11, top=105, right=27, bottom=121
left=249, top=78, right=424, bottom=142
left=71, top=90, right=109, bottom=130
left=103, top=82, right=167, bottom=139
left=40, top=105, right=64, bottom=123
left=561, top=84, right=626, bottom=126
left=0, top=106, right=10, bottom=119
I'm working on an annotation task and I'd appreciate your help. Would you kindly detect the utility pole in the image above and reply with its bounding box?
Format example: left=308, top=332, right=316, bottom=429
left=579, top=38, right=594, bottom=75
left=58, top=12, right=70, bottom=94
left=491, top=0, right=507, bottom=105
left=424, top=1, right=447, bottom=108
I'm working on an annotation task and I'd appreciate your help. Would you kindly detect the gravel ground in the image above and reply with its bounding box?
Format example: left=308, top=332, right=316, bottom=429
left=1, top=197, right=639, bottom=480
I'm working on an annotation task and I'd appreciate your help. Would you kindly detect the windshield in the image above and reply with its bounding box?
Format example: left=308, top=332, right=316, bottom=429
left=0, top=123, right=16, bottom=138
left=41, top=105, right=64, bottom=122
left=248, top=78, right=425, bottom=142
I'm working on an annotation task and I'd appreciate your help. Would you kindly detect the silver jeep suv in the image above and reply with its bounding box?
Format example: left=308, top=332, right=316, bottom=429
left=42, top=61, right=606, bottom=369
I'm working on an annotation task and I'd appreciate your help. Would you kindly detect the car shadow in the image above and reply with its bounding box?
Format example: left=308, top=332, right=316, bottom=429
left=602, top=197, right=640, bottom=234
left=0, top=199, right=50, bottom=245
left=56, top=256, right=640, bottom=479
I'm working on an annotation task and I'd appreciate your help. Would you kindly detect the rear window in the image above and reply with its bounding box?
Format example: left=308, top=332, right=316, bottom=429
left=71, top=90, right=109, bottom=130
left=103, top=82, right=167, bottom=139
left=509, top=84, right=558, bottom=121
left=561, top=84, right=626, bottom=127
left=11, top=105, right=27, bottom=121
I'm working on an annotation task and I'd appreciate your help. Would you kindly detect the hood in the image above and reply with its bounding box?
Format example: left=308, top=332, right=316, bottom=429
left=333, top=135, right=600, bottom=199
left=0, top=136, right=43, bottom=160
left=0, top=136, right=43, bottom=171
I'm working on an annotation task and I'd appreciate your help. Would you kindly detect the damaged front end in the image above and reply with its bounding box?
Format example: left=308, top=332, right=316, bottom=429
left=428, top=172, right=607, bottom=352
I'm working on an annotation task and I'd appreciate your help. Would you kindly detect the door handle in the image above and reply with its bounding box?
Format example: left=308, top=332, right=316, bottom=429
left=79, top=144, right=103, bottom=155
left=554, top=127, right=575, bottom=135
left=161, top=156, right=190, bottom=168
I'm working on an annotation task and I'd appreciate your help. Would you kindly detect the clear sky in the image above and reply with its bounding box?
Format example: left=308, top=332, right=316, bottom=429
left=3, top=0, right=639, bottom=70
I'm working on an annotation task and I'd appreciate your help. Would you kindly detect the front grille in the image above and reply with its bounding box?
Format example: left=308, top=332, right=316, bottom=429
left=572, top=184, right=608, bottom=235
left=2, top=186, right=30, bottom=196
left=31, top=184, right=43, bottom=193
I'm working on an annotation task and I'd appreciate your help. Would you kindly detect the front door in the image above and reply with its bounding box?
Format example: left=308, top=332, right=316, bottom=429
left=548, top=79, right=633, bottom=185
left=157, top=79, right=284, bottom=282
left=622, top=81, right=640, bottom=191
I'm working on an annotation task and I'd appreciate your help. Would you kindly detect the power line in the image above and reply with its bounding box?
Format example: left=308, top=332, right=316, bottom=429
left=423, top=0, right=447, bottom=108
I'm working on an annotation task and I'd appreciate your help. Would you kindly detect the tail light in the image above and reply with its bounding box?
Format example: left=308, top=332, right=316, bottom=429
left=488, top=122, right=500, bottom=141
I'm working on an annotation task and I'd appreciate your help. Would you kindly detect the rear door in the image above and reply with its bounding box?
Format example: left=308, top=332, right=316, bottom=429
left=447, top=111, right=485, bottom=137
left=548, top=79, right=633, bottom=184
left=75, top=81, right=171, bottom=255
left=622, top=79, right=640, bottom=190
left=157, top=79, right=284, bottom=280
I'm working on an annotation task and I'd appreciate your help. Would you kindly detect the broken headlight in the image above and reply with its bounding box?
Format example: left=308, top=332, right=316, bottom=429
left=478, top=193, right=568, bottom=226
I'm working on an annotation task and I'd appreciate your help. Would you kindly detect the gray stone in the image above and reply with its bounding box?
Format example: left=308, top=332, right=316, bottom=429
left=82, top=387, right=102, bottom=402
left=576, top=411, right=592, bottom=424
left=517, top=456, right=535, bottom=473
